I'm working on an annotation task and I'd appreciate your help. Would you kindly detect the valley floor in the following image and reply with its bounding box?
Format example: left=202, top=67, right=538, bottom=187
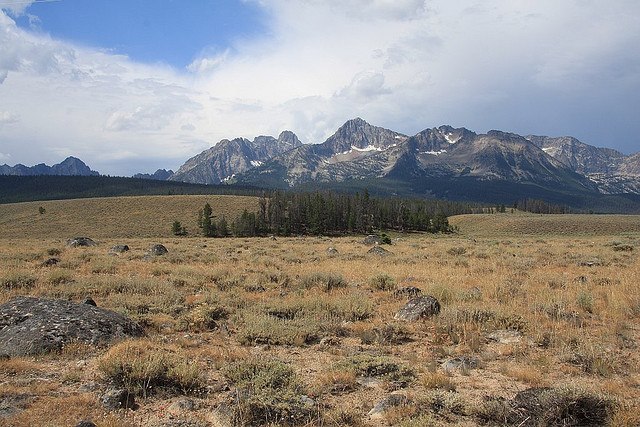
left=1, top=220, right=639, bottom=426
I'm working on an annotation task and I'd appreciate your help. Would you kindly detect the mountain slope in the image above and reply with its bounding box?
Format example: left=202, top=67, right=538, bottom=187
left=238, top=120, right=598, bottom=198
left=169, top=131, right=302, bottom=184
left=0, top=157, right=98, bottom=176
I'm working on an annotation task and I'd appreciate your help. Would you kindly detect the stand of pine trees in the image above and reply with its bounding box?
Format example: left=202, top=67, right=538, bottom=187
left=200, top=190, right=476, bottom=237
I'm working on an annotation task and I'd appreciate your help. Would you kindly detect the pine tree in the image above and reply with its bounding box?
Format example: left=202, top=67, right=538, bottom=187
left=198, top=203, right=216, bottom=237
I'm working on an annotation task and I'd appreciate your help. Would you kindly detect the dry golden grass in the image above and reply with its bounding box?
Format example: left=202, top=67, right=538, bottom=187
left=0, top=203, right=638, bottom=426
left=450, top=212, right=640, bottom=236
left=0, top=195, right=259, bottom=239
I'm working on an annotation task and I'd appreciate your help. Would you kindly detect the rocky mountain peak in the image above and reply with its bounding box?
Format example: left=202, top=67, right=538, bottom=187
left=326, top=118, right=407, bottom=153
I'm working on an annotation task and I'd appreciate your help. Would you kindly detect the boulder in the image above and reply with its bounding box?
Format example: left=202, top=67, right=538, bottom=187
left=368, top=246, right=392, bottom=256
left=363, top=235, right=384, bottom=245
left=394, top=295, right=440, bottom=321
left=66, top=237, right=96, bottom=247
left=148, top=244, right=168, bottom=256
left=0, top=296, right=144, bottom=357
left=100, top=389, right=136, bottom=411
left=110, top=245, right=129, bottom=253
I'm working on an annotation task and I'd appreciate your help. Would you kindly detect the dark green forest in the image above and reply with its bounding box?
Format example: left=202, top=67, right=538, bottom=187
left=199, top=190, right=480, bottom=237
left=0, top=175, right=263, bottom=203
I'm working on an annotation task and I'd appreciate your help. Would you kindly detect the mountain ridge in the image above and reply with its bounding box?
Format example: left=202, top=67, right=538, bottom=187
left=0, top=156, right=98, bottom=177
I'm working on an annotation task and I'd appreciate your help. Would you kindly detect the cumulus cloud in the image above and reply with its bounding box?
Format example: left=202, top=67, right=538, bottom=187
left=0, top=0, right=639, bottom=175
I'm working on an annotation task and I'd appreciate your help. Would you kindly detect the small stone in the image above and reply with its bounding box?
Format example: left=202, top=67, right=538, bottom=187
left=101, top=389, right=135, bottom=411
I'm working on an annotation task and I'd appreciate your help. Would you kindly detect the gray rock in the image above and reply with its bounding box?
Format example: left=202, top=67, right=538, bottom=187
left=368, top=393, right=410, bottom=417
left=326, top=247, right=339, bottom=256
left=110, top=244, right=129, bottom=253
left=363, top=235, right=384, bottom=245
left=442, top=355, right=480, bottom=373
left=83, top=297, right=97, bottom=306
left=75, top=421, right=97, bottom=427
left=394, top=295, right=440, bottom=321
left=101, top=389, right=136, bottom=411
left=0, top=296, right=144, bottom=357
left=67, top=237, right=96, bottom=247
left=368, top=246, right=392, bottom=256
left=148, top=244, right=168, bottom=256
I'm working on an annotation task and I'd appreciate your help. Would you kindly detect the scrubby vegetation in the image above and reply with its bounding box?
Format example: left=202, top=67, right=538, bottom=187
left=0, top=207, right=639, bottom=426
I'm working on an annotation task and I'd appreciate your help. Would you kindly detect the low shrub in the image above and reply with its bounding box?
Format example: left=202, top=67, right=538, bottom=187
left=223, top=358, right=318, bottom=426
left=98, top=339, right=203, bottom=397
left=369, top=274, right=397, bottom=291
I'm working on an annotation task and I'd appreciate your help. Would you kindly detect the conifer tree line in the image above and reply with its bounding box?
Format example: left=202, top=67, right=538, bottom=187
left=514, top=198, right=570, bottom=214
left=197, top=190, right=478, bottom=237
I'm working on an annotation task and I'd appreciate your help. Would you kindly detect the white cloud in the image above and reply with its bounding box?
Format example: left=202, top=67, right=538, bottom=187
left=0, top=0, right=36, bottom=16
left=0, top=110, right=19, bottom=125
left=1, top=0, right=640, bottom=175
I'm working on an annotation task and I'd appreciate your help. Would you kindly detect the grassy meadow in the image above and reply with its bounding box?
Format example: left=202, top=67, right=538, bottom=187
left=0, top=197, right=639, bottom=426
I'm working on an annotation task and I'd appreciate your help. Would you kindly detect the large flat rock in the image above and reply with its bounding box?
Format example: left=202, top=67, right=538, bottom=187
left=0, top=296, right=144, bottom=357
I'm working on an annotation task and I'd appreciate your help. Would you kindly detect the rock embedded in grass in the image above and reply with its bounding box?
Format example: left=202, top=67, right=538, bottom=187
left=110, top=244, right=129, bottom=253
left=148, top=244, right=168, bottom=256
left=0, top=296, right=144, bottom=357
left=66, top=237, right=96, bottom=247
left=368, top=246, right=393, bottom=256
left=394, top=295, right=441, bottom=321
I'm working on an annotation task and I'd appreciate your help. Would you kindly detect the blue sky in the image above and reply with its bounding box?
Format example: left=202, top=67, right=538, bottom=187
left=0, top=0, right=639, bottom=176
left=13, top=0, right=266, bottom=67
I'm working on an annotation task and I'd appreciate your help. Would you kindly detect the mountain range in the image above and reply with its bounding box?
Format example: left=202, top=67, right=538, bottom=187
left=0, top=157, right=98, bottom=177
left=3, top=119, right=639, bottom=209
left=163, top=118, right=640, bottom=204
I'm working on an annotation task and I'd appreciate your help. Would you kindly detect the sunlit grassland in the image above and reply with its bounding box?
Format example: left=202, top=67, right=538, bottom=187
left=0, top=195, right=259, bottom=239
left=0, top=205, right=639, bottom=426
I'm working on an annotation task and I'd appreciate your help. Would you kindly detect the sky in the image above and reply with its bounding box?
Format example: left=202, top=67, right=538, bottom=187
left=0, top=0, right=639, bottom=176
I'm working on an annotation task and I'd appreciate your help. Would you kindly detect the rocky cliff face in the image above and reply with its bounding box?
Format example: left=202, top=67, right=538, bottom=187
left=0, top=156, right=98, bottom=176
left=169, top=131, right=302, bottom=184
